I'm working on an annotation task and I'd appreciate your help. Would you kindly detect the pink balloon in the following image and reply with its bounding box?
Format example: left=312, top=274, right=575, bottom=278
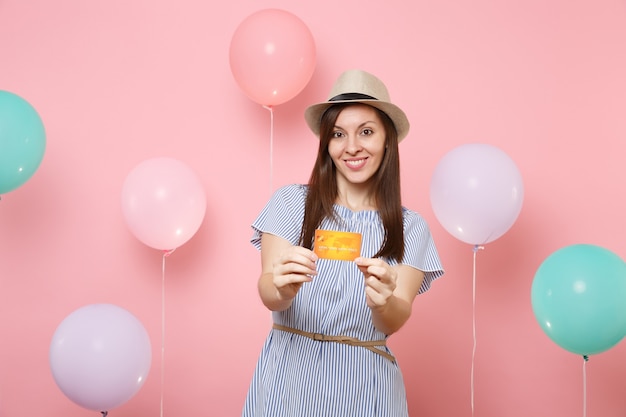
left=121, top=157, right=207, bottom=251
left=49, top=304, right=152, bottom=412
left=229, top=9, right=316, bottom=106
left=429, top=143, right=524, bottom=245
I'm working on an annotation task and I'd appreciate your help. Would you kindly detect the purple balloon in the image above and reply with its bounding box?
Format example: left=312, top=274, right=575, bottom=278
left=430, top=143, right=524, bottom=245
left=49, top=304, right=152, bottom=412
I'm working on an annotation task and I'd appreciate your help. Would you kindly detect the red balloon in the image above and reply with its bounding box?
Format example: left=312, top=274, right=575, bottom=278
left=229, top=9, right=316, bottom=106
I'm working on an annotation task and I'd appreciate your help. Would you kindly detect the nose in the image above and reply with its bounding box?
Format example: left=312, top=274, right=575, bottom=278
left=345, top=135, right=362, bottom=154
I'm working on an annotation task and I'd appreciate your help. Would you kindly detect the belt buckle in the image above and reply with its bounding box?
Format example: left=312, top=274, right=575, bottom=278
left=312, top=332, right=326, bottom=341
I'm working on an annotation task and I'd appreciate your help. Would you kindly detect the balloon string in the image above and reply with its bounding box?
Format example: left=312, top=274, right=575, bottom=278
left=470, top=244, right=484, bottom=416
left=263, top=105, right=274, bottom=194
left=161, top=249, right=174, bottom=417
left=582, top=355, right=588, bottom=417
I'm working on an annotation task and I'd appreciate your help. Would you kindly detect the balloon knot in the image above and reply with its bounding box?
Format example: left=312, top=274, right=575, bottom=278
left=101, top=412, right=108, bottom=417
left=163, top=249, right=175, bottom=258
left=583, top=355, right=589, bottom=362
left=473, top=245, right=485, bottom=253
left=263, top=105, right=273, bottom=112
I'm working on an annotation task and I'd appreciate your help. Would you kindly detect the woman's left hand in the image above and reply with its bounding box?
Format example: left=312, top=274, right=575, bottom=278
left=355, top=257, right=397, bottom=309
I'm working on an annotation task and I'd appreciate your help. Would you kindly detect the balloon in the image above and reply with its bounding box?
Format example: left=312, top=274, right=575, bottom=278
left=429, top=143, right=524, bottom=245
left=0, top=91, right=46, bottom=194
left=531, top=244, right=626, bottom=356
left=49, top=304, right=152, bottom=412
left=121, top=157, right=207, bottom=251
left=229, top=8, right=316, bottom=106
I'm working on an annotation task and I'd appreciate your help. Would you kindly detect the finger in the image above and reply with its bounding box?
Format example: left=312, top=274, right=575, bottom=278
left=355, top=257, right=383, bottom=268
left=364, top=285, right=387, bottom=307
left=276, top=255, right=317, bottom=274
left=368, top=265, right=388, bottom=279
left=275, top=262, right=316, bottom=279
left=359, top=265, right=394, bottom=287
left=366, top=274, right=394, bottom=293
left=355, top=257, right=378, bottom=277
left=290, top=246, right=319, bottom=262
left=365, top=275, right=383, bottom=291
left=355, top=257, right=389, bottom=274
left=281, top=249, right=318, bottom=270
left=275, top=273, right=313, bottom=288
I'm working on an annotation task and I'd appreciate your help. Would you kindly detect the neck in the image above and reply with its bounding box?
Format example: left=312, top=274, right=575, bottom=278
left=336, top=187, right=377, bottom=212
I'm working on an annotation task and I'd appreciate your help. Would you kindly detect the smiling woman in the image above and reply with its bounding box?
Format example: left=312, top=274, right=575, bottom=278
left=242, top=69, right=444, bottom=417
left=1, top=1, right=625, bottom=416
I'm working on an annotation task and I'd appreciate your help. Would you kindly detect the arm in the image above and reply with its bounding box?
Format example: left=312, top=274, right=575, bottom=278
left=257, top=232, right=318, bottom=311
left=355, top=257, right=425, bottom=335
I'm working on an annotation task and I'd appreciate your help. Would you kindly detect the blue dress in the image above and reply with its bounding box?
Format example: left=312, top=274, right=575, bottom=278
left=243, top=184, right=444, bottom=417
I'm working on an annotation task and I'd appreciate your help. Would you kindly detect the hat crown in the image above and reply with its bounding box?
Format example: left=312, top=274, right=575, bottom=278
left=327, top=69, right=391, bottom=102
left=304, top=69, right=410, bottom=141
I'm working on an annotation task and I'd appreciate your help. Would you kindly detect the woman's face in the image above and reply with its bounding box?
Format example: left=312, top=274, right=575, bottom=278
left=327, top=104, right=387, bottom=188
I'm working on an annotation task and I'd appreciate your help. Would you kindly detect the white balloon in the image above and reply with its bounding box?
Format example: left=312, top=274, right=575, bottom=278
left=430, top=143, right=524, bottom=245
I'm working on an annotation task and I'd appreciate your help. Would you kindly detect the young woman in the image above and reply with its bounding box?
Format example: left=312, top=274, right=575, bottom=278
left=243, top=69, right=444, bottom=417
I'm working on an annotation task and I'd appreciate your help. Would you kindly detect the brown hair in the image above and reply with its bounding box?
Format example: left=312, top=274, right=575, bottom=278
left=299, top=103, right=405, bottom=261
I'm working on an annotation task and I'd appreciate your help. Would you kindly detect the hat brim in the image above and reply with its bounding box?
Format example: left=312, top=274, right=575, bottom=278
left=304, top=100, right=410, bottom=142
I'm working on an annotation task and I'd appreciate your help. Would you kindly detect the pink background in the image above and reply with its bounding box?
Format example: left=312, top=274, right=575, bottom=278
left=1, top=0, right=625, bottom=416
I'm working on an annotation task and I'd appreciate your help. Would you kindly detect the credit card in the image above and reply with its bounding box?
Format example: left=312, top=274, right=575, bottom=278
left=313, top=230, right=362, bottom=261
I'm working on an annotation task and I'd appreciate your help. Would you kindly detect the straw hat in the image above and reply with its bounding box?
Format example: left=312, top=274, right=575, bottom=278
left=304, top=69, right=410, bottom=141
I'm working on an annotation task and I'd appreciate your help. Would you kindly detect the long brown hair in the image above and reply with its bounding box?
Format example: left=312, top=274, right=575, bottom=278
left=299, top=103, right=405, bottom=261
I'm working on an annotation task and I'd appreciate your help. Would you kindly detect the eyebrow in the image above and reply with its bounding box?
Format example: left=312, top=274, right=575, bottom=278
left=333, top=120, right=379, bottom=130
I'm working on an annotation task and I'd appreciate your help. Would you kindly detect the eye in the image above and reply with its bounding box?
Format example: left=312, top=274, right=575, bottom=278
left=331, top=131, right=345, bottom=139
left=361, top=128, right=374, bottom=136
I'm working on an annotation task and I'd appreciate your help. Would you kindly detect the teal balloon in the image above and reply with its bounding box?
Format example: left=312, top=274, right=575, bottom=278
left=531, top=244, right=626, bottom=356
left=0, top=91, right=46, bottom=194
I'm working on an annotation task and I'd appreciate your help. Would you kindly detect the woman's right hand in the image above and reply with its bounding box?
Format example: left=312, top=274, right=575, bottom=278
left=258, top=233, right=317, bottom=310
left=272, top=245, right=318, bottom=301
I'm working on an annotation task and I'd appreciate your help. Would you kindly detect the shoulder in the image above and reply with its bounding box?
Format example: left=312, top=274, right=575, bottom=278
left=401, top=206, right=429, bottom=227
left=268, top=184, right=308, bottom=213
left=401, top=206, right=435, bottom=240
left=251, top=184, right=309, bottom=247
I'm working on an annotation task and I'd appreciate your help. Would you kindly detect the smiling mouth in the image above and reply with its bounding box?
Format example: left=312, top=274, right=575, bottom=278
left=345, top=158, right=367, bottom=168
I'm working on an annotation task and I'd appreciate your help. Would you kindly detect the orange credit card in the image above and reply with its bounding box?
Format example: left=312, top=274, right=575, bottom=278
left=314, top=230, right=362, bottom=261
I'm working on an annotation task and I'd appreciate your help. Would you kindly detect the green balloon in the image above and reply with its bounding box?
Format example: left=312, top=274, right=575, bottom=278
left=531, top=244, right=626, bottom=356
left=0, top=91, right=46, bottom=194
